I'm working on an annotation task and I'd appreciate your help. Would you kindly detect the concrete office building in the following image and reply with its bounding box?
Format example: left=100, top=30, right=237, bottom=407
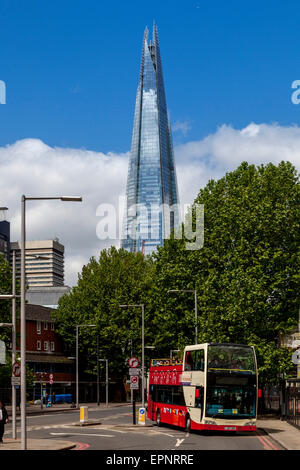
left=0, top=207, right=10, bottom=261
left=11, top=239, right=65, bottom=287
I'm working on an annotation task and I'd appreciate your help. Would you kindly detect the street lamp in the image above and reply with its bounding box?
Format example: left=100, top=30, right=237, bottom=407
left=168, top=289, right=198, bottom=344
left=119, top=304, right=145, bottom=408
left=20, top=194, right=82, bottom=450
left=98, top=359, right=109, bottom=408
left=76, top=324, right=96, bottom=408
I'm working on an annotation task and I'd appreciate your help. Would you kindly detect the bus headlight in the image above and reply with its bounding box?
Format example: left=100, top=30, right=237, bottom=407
left=205, top=420, right=216, bottom=425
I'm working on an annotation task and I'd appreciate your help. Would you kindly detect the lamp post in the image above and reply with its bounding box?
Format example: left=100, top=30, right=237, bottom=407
left=119, top=304, right=145, bottom=408
left=75, top=324, right=96, bottom=408
left=168, top=289, right=198, bottom=344
left=20, top=195, right=82, bottom=450
left=99, top=359, right=108, bottom=408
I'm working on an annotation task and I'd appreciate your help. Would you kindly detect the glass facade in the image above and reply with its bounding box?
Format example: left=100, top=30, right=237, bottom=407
left=122, top=25, right=180, bottom=255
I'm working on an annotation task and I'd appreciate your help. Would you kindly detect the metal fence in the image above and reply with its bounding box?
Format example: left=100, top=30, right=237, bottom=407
left=285, top=379, right=300, bottom=429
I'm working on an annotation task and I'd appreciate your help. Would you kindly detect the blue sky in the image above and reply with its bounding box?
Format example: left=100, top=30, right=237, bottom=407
left=1, top=0, right=300, bottom=153
left=2, top=0, right=300, bottom=285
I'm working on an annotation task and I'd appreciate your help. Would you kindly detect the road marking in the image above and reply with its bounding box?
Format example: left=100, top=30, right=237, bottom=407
left=73, top=442, right=90, bottom=451
left=175, top=438, right=185, bottom=447
left=255, top=430, right=278, bottom=451
left=154, top=431, right=175, bottom=438
left=50, top=432, right=115, bottom=438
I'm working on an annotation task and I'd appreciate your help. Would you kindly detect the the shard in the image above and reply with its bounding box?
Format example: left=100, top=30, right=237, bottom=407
left=122, top=25, right=180, bottom=255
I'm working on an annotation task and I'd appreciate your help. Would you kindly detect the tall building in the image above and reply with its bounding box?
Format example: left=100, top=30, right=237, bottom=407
left=122, top=25, right=180, bottom=255
left=0, top=207, right=10, bottom=261
left=10, top=239, right=64, bottom=287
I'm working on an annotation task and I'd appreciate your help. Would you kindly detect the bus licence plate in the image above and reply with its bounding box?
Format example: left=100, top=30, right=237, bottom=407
left=224, top=427, right=236, bottom=431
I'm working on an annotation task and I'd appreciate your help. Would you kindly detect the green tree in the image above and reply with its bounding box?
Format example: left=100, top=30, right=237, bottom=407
left=52, top=247, right=154, bottom=383
left=150, top=161, right=300, bottom=382
left=0, top=255, right=13, bottom=348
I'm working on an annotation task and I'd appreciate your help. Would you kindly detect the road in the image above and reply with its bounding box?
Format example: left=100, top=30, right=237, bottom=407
left=3, top=405, right=284, bottom=451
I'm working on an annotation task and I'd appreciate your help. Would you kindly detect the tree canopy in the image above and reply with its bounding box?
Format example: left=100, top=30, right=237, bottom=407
left=53, top=247, right=154, bottom=379
left=0, top=255, right=13, bottom=347
left=54, top=161, right=300, bottom=383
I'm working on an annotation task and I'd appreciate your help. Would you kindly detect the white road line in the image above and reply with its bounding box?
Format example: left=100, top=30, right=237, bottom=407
left=50, top=432, right=115, bottom=438
left=154, top=431, right=175, bottom=438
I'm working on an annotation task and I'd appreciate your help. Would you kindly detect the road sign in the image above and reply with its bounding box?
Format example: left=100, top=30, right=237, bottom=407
left=12, top=361, right=21, bottom=377
left=130, top=376, right=139, bottom=390
left=128, top=357, right=139, bottom=368
left=138, top=407, right=146, bottom=425
left=49, top=374, right=53, bottom=379
left=129, top=368, right=140, bottom=376
left=11, top=376, right=21, bottom=386
left=49, top=379, right=54, bottom=385
left=292, top=350, right=300, bottom=365
left=0, top=341, right=6, bottom=365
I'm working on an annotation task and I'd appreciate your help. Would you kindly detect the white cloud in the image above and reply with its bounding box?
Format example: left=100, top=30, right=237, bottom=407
left=0, top=139, right=128, bottom=286
left=172, top=120, right=192, bottom=136
left=1, top=122, right=300, bottom=285
left=176, top=122, right=300, bottom=205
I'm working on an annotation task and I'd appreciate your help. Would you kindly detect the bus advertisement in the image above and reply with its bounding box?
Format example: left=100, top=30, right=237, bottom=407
left=147, top=343, right=258, bottom=432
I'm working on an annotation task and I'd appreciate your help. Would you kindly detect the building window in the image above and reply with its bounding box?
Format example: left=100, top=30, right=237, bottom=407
left=37, top=341, right=41, bottom=351
left=51, top=323, right=55, bottom=331
left=44, top=322, right=48, bottom=330
left=44, top=341, right=48, bottom=351
left=37, top=321, right=41, bottom=334
left=50, top=342, right=55, bottom=352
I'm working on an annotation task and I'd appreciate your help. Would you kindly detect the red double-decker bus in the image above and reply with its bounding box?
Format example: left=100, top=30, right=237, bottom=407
left=147, top=343, right=258, bottom=432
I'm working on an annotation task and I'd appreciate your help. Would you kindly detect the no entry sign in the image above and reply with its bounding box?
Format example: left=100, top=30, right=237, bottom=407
left=12, top=361, right=21, bottom=377
left=130, top=376, right=139, bottom=390
left=128, top=357, right=139, bottom=368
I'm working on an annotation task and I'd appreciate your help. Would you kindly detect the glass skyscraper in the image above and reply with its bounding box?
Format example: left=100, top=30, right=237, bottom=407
left=122, top=25, right=180, bottom=255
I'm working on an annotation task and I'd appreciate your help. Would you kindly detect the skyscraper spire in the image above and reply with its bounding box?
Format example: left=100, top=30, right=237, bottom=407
left=122, top=25, right=180, bottom=255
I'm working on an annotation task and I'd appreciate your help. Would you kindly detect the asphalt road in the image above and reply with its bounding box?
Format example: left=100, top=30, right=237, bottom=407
left=3, top=405, right=285, bottom=451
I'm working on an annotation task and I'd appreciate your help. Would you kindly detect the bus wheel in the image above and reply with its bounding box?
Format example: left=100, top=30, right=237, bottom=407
left=185, top=414, right=191, bottom=432
left=156, top=410, right=161, bottom=427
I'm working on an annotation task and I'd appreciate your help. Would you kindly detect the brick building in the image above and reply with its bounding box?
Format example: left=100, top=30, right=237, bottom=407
left=17, top=304, right=75, bottom=396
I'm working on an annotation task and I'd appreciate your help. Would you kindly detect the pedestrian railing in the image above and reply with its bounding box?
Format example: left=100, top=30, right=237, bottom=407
left=285, top=379, right=300, bottom=429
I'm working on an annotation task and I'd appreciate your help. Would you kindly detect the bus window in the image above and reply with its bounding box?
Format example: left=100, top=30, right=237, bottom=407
left=184, top=351, right=194, bottom=370
left=185, top=350, right=205, bottom=371
left=195, top=350, right=205, bottom=371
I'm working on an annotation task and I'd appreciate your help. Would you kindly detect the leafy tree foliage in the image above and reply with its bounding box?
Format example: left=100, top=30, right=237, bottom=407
left=0, top=255, right=13, bottom=348
left=151, top=161, right=300, bottom=381
left=53, top=247, right=154, bottom=381
left=54, top=162, right=300, bottom=384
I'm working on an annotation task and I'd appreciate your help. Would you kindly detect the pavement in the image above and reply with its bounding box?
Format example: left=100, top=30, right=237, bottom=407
left=257, top=417, right=300, bottom=450
left=0, top=403, right=299, bottom=450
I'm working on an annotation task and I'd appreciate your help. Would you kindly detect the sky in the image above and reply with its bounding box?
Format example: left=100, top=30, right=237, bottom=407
left=1, top=0, right=300, bottom=285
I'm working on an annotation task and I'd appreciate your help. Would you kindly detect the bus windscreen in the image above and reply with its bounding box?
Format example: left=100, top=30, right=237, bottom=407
left=206, top=386, right=256, bottom=418
left=207, top=345, right=256, bottom=373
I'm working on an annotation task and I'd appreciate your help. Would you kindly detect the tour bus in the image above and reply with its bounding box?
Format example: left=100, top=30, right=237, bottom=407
left=147, top=343, right=258, bottom=432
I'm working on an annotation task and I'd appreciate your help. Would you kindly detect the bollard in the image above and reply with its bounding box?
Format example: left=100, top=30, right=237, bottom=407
left=133, top=400, right=136, bottom=425
left=80, top=406, right=88, bottom=424
left=138, top=407, right=146, bottom=425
